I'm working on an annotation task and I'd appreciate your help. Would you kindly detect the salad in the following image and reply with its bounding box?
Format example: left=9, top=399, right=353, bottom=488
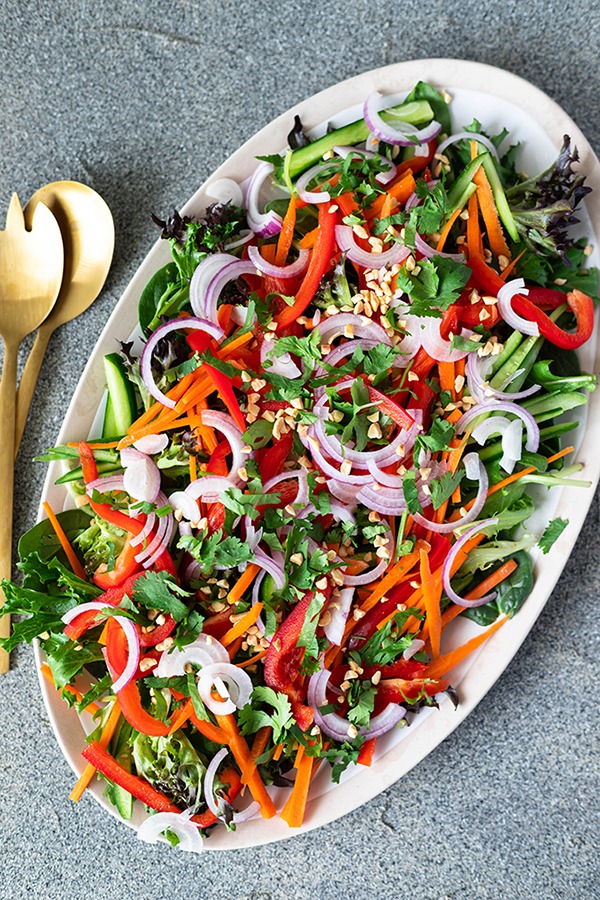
left=3, top=80, right=598, bottom=851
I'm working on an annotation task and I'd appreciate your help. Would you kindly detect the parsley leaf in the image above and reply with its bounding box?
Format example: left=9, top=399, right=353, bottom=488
left=538, top=517, right=568, bottom=554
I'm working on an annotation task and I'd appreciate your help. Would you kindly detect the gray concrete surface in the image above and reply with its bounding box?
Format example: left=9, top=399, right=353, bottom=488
left=0, top=2, right=599, bottom=898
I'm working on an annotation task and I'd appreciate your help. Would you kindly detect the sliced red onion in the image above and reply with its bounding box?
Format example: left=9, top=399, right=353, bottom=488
left=263, top=469, right=309, bottom=508
left=441, top=518, right=499, bottom=608
left=356, top=484, right=408, bottom=516
left=343, top=543, right=390, bottom=586
left=335, top=224, right=410, bottom=269
left=456, top=400, right=539, bottom=452
left=316, top=313, right=393, bottom=347
left=436, top=131, right=500, bottom=161
left=307, top=668, right=405, bottom=741
left=140, top=318, right=224, bottom=409
left=414, top=232, right=463, bottom=262
left=328, top=500, right=356, bottom=526
left=204, top=177, right=244, bottom=208
left=403, top=638, right=425, bottom=660
left=189, top=253, right=239, bottom=318
left=254, top=547, right=286, bottom=590
left=111, top=617, right=141, bottom=692
left=363, top=92, right=441, bottom=147
left=130, top=512, right=157, bottom=547
left=329, top=480, right=361, bottom=509
left=134, top=507, right=174, bottom=568
left=332, top=145, right=396, bottom=185
left=295, top=160, right=335, bottom=204
left=186, top=474, right=237, bottom=504
left=120, top=447, right=146, bottom=467
left=168, top=491, right=201, bottom=524
left=297, top=427, right=373, bottom=485
left=204, top=747, right=260, bottom=824
left=155, top=633, right=228, bottom=678
left=123, top=457, right=161, bottom=504
left=197, top=663, right=253, bottom=715
left=261, top=342, right=302, bottom=379
left=133, top=433, right=169, bottom=455
left=251, top=570, right=268, bottom=638
left=420, top=317, right=469, bottom=363
left=247, top=244, right=309, bottom=278
left=497, top=279, right=540, bottom=336
left=245, top=162, right=283, bottom=237
left=470, top=415, right=514, bottom=444
left=62, top=601, right=112, bottom=627
left=323, top=587, right=354, bottom=646
left=499, top=418, right=524, bottom=474
left=86, top=474, right=126, bottom=497
left=366, top=458, right=406, bottom=489
left=412, top=452, right=488, bottom=534
left=466, top=352, right=541, bottom=402
left=200, top=410, right=246, bottom=483
left=137, top=809, right=203, bottom=852
left=202, top=259, right=258, bottom=326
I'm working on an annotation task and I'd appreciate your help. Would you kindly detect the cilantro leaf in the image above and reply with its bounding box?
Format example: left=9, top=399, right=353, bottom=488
left=238, top=686, right=294, bottom=743
left=429, top=470, right=465, bottom=510
left=402, top=470, right=422, bottom=515
left=395, top=257, right=471, bottom=317
left=132, top=570, right=193, bottom=623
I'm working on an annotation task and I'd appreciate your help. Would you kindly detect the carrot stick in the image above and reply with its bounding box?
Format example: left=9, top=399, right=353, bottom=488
left=40, top=663, right=101, bottom=714
left=168, top=698, right=195, bottom=735
left=423, top=616, right=508, bottom=680
left=70, top=699, right=122, bottom=802
left=67, top=440, right=121, bottom=450
left=499, top=248, right=526, bottom=281
left=189, top=454, right=197, bottom=483
left=42, top=502, right=86, bottom=580
left=188, top=710, right=229, bottom=744
left=294, top=742, right=305, bottom=769
left=473, top=166, right=511, bottom=261
left=215, top=713, right=277, bottom=817
left=221, top=601, right=263, bottom=648
left=466, top=141, right=484, bottom=260
left=280, top=747, right=315, bottom=828
left=420, top=549, right=442, bottom=659
left=299, top=226, right=319, bottom=250
left=366, top=172, right=416, bottom=220
left=275, top=195, right=297, bottom=266
left=272, top=742, right=284, bottom=761
left=436, top=208, right=462, bottom=252
left=438, top=361, right=456, bottom=397
left=225, top=563, right=261, bottom=608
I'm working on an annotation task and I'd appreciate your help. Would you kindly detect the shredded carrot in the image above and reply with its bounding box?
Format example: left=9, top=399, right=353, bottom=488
left=436, top=208, right=462, bottom=252
left=189, top=454, right=197, bottom=483
left=423, top=616, right=508, bottom=680
left=215, top=713, right=277, bottom=817
left=466, top=141, right=484, bottom=259
left=366, top=172, right=416, bottom=220
left=40, top=663, right=100, bottom=714
left=225, top=563, right=261, bottom=608
left=299, top=226, right=319, bottom=250
left=280, top=745, right=315, bottom=828
left=420, top=549, right=442, bottom=659
left=188, top=710, right=229, bottom=744
left=236, top=649, right=268, bottom=669
left=379, top=191, right=396, bottom=221
left=42, top=502, right=86, bottom=580
left=473, top=166, right=511, bottom=261
left=70, top=699, right=122, bottom=802
left=275, top=195, right=298, bottom=266
left=221, top=601, right=263, bottom=648
left=272, top=742, right=284, bottom=761
left=168, top=698, right=194, bottom=735
left=294, top=742, right=305, bottom=769
left=67, top=440, right=120, bottom=450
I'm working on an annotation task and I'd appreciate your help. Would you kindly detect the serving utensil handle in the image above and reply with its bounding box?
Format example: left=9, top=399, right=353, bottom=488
left=0, top=336, right=19, bottom=672
left=14, top=324, right=51, bottom=456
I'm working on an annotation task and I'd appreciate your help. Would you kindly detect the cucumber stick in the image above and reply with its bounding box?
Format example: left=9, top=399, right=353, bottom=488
left=102, top=353, right=137, bottom=439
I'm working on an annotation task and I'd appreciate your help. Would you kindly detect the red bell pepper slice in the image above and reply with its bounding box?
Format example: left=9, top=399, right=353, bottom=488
left=81, top=741, right=241, bottom=828
left=264, top=590, right=321, bottom=729
left=203, top=363, right=246, bottom=432
left=468, top=256, right=595, bottom=350
left=93, top=538, right=143, bottom=591
left=206, top=440, right=230, bottom=477
left=366, top=384, right=415, bottom=432
left=275, top=202, right=338, bottom=330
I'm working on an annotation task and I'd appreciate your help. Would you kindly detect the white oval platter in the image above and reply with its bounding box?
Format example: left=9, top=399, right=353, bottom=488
left=34, top=58, right=600, bottom=850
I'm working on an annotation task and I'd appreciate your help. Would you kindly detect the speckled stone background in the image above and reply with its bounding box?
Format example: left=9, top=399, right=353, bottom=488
left=0, top=2, right=598, bottom=898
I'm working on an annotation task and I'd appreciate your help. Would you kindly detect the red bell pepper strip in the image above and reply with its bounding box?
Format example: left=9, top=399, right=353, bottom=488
left=81, top=741, right=241, bottom=828
left=105, top=617, right=170, bottom=737
left=523, top=286, right=568, bottom=310
left=206, top=440, right=230, bottom=477
left=203, top=363, right=247, bottom=432
left=257, top=432, right=294, bottom=484
left=468, top=256, right=595, bottom=350
left=275, top=202, right=338, bottom=330
left=357, top=738, right=377, bottom=767
left=93, top=538, right=143, bottom=591
left=366, top=384, right=415, bottom=432
left=264, top=590, right=320, bottom=729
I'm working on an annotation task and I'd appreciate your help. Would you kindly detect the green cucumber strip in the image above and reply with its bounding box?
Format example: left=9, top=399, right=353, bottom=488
left=446, top=151, right=489, bottom=211
left=102, top=353, right=137, bottom=438
left=288, top=100, right=434, bottom=179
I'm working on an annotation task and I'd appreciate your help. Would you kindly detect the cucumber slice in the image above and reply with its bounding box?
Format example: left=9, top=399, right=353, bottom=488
left=259, top=573, right=276, bottom=603
left=102, top=353, right=137, bottom=438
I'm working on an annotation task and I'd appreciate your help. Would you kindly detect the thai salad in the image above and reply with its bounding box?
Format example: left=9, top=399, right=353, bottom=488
left=2, top=81, right=598, bottom=851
